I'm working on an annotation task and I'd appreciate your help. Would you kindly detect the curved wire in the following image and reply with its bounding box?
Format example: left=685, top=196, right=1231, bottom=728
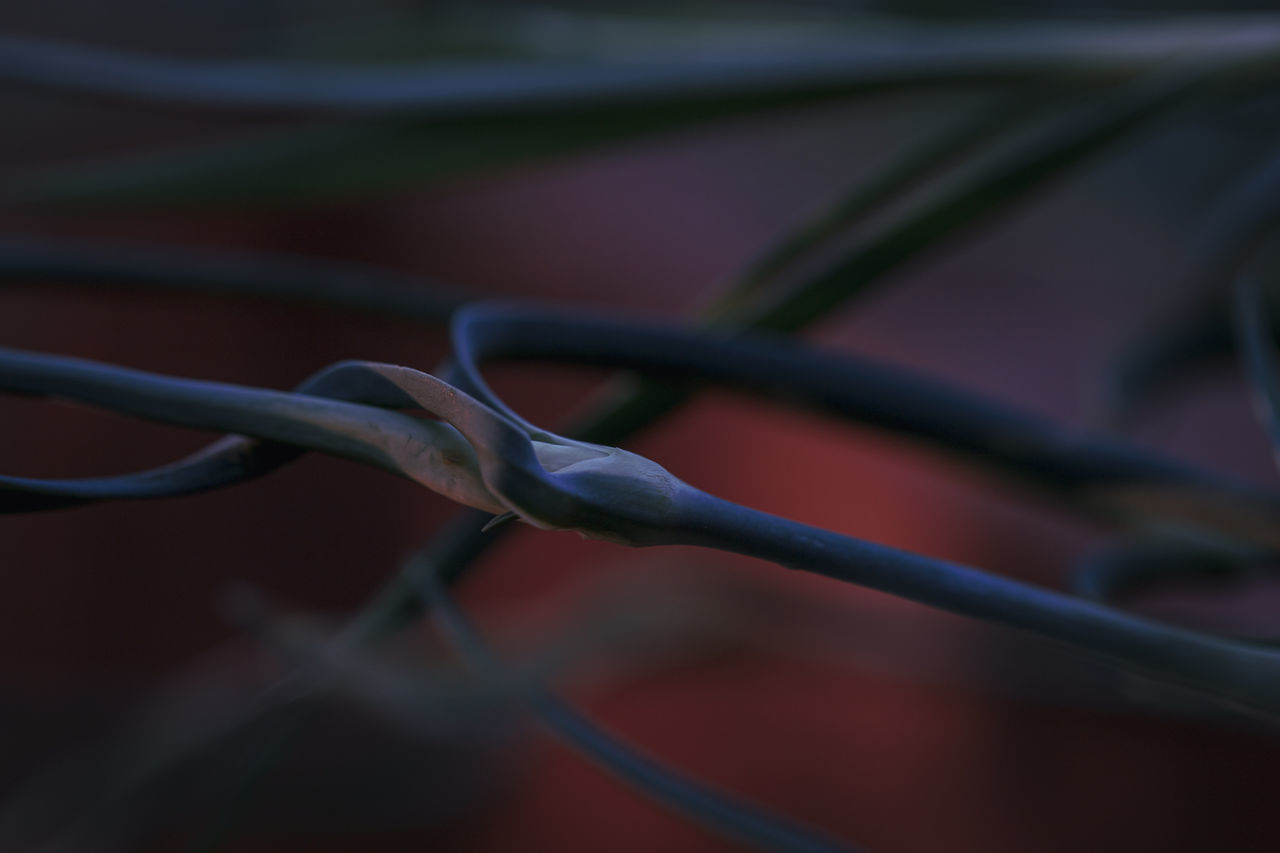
left=448, top=303, right=1280, bottom=549
left=1234, top=271, right=1280, bottom=467
left=3, top=21, right=1277, bottom=116
left=1070, top=538, right=1252, bottom=604
left=414, top=567, right=859, bottom=853
left=12, top=302, right=1280, bottom=550
left=0, top=233, right=466, bottom=322
left=7, top=323, right=1280, bottom=716
left=1103, top=139, right=1280, bottom=426
left=0, top=349, right=506, bottom=515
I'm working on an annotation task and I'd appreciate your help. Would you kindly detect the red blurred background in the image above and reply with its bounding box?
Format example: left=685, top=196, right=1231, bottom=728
left=3, top=5, right=1280, bottom=852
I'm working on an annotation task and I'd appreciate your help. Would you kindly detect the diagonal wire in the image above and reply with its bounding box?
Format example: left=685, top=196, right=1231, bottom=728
left=1233, top=271, right=1280, bottom=468
left=411, top=563, right=860, bottom=853
left=1101, top=140, right=1280, bottom=426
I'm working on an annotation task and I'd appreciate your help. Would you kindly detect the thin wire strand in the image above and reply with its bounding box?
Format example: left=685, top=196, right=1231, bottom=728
left=414, top=566, right=860, bottom=853
left=3, top=20, right=1278, bottom=116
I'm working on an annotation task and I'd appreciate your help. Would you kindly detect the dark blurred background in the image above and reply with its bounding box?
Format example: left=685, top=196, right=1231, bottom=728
left=2, top=2, right=1280, bottom=851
